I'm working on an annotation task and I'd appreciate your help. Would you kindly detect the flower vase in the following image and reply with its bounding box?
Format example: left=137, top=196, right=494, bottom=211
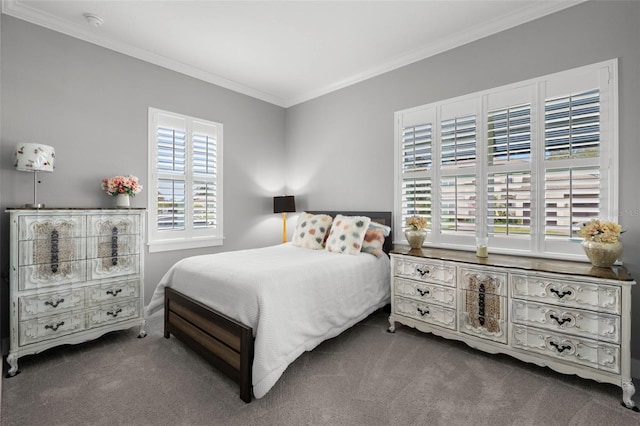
left=582, top=240, right=623, bottom=268
left=405, top=229, right=427, bottom=249
left=116, top=193, right=130, bottom=208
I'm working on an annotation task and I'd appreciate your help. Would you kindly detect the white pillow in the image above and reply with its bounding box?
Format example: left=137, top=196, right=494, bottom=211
left=292, top=212, right=333, bottom=249
left=325, top=214, right=371, bottom=255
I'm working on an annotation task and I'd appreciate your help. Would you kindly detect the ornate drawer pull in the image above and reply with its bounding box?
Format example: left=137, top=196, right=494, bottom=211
left=550, top=314, right=572, bottom=326
left=416, top=267, right=430, bottom=277
left=45, top=321, right=65, bottom=332
left=549, top=341, right=572, bottom=353
left=106, top=289, right=122, bottom=297
left=549, top=288, right=572, bottom=299
left=417, top=307, right=430, bottom=317
left=416, top=288, right=430, bottom=297
left=107, top=308, right=123, bottom=317
left=45, top=298, right=65, bottom=308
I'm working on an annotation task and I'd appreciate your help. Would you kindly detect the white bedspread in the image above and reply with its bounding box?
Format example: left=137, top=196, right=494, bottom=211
left=146, top=243, right=390, bottom=399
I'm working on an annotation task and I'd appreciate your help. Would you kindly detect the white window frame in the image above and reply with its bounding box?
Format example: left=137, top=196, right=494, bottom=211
left=394, top=59, right=618, bottom=261
left=147, top=107, right=224, bottom=253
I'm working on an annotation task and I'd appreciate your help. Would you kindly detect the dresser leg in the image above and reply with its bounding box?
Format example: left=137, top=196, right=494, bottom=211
left=5, top=353, right=19, bottom=378
left=387, top=316, right=396, bottom=333
left=138, top=319, right=147, bottom=338
left=621, top=379, right=638, bottom=411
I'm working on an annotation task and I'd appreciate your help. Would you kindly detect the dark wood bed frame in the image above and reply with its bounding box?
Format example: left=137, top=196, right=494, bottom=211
left=163, top=211, right=392, bottom=403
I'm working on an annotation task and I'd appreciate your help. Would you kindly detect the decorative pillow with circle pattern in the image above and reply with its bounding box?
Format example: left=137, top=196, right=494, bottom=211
left=291, top=212, right=333, bottom=249
left=325, top=214, right=371, bottom=255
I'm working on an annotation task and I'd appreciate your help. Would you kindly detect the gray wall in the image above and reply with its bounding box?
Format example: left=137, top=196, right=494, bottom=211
left=0, top=16, right=287, bottom=319
left=286, top=1, right=640, bottom=367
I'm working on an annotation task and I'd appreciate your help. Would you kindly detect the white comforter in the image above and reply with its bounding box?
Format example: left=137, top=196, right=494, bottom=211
left=146, top=243, right=390, bottom=399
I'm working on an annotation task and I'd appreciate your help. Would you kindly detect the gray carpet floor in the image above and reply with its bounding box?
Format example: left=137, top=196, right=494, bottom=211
left=2, top=309, right=640, bottom=426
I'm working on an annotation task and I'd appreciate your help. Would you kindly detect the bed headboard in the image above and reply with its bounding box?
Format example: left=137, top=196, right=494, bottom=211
left=307, top=211, right=393, bottom=254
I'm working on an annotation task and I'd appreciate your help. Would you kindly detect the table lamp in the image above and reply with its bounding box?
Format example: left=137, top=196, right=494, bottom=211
left=273, top=195, right=296, bottom=243
left=15, top=143, right=56, bottom=208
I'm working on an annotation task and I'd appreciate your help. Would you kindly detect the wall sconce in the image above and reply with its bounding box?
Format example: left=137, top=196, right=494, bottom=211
left=273, top=195, right=296, bottom=243
left=15, top=143, right=56, bottom=208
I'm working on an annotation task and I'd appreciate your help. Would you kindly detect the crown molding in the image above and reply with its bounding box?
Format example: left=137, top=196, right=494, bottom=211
left=2, top=0, right=287, bottom=107
left=283, top=0, right=587, bottom=107
left=3, top=0, right=586, bottom=109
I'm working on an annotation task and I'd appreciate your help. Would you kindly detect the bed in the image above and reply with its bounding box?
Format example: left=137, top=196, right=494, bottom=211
left=146, top=211, right=392, bottom=402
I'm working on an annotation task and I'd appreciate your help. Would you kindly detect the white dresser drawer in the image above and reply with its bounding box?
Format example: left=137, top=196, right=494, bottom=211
left=87, top=300, right=140, bottom=329
left=511, top=300, right=620, bottom=344
left=19, top=238, right=86, bottom=266
left=458, top=267, right=507, bottom=296
left=393, top=257, right=455, bottom=287
left=88, top=254, right=140, bottom=280
left=459, top=290, right=508, bottom=344
left=19, top=311, right=85, bottom=346
left=393, top=296, right=456, bottom=330
left=394, top=277, right=456, bottom=308
left=511, top=324, right=620, bottom=374
left=18, top=215, right=85, bottom=240
left=86, top=280, right=139, bottom=306
left=87, top=234, right=140, bottom=259
left=87, top=215, right=140, bottom=237
left=19, top=289, right=84, bottom=320
left=19, top=260, right=87, bottom=291
left=511, top=273, right=620, bottom=315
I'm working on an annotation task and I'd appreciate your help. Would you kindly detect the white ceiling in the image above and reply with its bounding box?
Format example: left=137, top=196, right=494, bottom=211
left=2, top=0, right=584, bottom=107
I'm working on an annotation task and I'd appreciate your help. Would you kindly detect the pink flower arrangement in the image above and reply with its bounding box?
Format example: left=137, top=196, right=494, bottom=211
left=102, top=175, right=143, bottom=197
left=577, top=219, right=622, bottom=244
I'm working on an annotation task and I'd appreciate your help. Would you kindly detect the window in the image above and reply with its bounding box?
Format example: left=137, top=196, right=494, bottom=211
left=394, top=59, right=617, bottom=259
left=148, top=108, right=223, bottom=252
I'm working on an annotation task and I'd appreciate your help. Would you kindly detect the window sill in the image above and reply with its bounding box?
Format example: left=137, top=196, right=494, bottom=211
left=147, top=236, right=224, bottom=253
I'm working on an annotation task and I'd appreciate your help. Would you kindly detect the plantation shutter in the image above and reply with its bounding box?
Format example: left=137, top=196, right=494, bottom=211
left=399, top=109, right=434, bottom=232
left=192, top=122, right=218, bottom=230
left=486, top=87, right=534, bottom=239
left=156, top=115, right=187, bottom=231
left=543, top=68, right=603, bottom=241
left=439, top=100, right=478, bottom=236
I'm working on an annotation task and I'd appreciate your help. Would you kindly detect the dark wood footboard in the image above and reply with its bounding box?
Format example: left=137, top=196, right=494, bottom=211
left=164, top=287, right=254, bottom=403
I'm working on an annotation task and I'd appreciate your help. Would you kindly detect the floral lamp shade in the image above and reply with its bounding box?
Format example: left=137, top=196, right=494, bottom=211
left=14, top=143, right=56, bottom=208
left=15, top=143, right=55, bottom=172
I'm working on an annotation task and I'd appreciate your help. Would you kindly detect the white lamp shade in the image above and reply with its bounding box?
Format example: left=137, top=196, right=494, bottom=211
left=15, top=143, right=55, bottom=172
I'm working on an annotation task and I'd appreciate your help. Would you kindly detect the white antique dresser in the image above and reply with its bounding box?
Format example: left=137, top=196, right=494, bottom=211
left=6, top=208, right=146, bottom=376
left=389, top=246, right=636, bottom=410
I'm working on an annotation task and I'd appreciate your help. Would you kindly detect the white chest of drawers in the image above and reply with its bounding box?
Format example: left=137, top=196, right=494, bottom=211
left=388, top=247, right=636, bottom=410
left=6, top=208, right=146, bottom=376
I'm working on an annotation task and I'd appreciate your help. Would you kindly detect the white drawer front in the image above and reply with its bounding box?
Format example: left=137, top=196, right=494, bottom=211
left=511, top=324, right=620, bottom=374
left=393, top=257, right=455, bottom=287
left=19, top=216, right=85, bottom=240
left=511, top=274, right=620, bottom=315
left=88, top=255, right=140, bottom=281
left=19, top=289, right=84, bottom=320
left=394, top=278, right=456, bottom=308
left=458, top=267, right=507, bottom=296
left=19, top=312, right=85, bottom=346
left=459, top=291, right=508, bottom=344
left=394, top=297, right=456, bottom=330
left=19, top=238, right=86, bottom=266
left=511, top=300, right=620, bottom=344
left=87, top=300, right=140, bottom=328
left=87, top=215, right=140, bottom=237
left=19, top=261, right=87, bottom=291
left=86, top=280, right=139, bottom=306
left=87, top=234, right=140, bottom=259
